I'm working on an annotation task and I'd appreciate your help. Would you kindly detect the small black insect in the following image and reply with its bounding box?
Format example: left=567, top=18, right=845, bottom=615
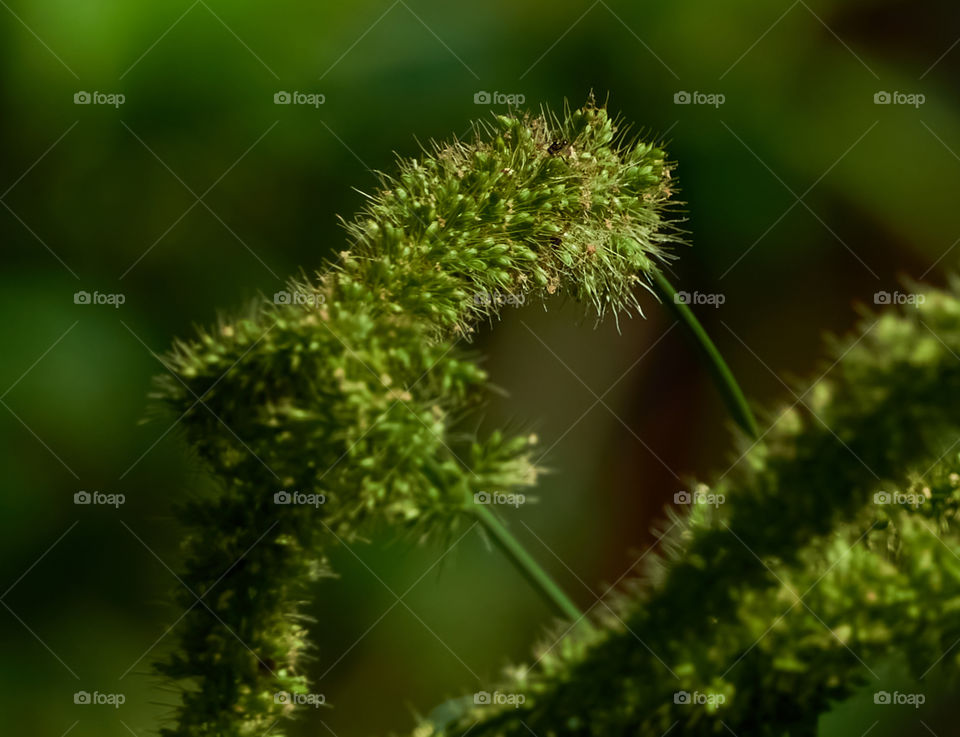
left=547, top=139, right=568, bottom=156
left=549, top=236, right=562, bottom=247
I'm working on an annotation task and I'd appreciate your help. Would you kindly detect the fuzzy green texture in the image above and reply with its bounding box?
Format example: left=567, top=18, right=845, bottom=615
left=439, top=284, right=960, bottom=737
left=154, top=101, right=678, bottom=735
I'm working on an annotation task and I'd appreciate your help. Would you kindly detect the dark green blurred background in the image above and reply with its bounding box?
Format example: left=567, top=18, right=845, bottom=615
left=2, top=1, right=958, bottom=735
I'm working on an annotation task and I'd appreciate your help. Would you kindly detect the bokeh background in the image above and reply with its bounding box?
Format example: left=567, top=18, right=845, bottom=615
left=1, top=1, right=958, bottom=735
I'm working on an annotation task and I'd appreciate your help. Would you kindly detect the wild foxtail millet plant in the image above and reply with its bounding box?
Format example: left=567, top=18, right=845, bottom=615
left=153, top=100, right=689, bottom=735
left=153, top=101, right=960, bottom=736
left=428, top=285, right=960, bottom=737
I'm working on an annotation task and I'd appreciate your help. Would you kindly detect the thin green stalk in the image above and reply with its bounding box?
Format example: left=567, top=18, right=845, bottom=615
left=470, top=502, right=584, bottom=622
left=650, top=270, right=760, bottom=438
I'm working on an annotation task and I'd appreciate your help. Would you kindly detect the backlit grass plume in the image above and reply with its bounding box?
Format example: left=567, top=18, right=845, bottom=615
left=153, top=100, right=681, bottom=735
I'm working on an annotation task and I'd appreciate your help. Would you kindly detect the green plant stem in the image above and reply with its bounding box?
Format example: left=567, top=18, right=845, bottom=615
left=650, top=270, right=760, bottom=439
left=471, top=503, right=585, bottom=622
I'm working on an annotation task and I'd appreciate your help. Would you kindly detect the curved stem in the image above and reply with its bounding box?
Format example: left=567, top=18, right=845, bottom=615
left=650, top=270, right=760, bottom=439
left=471, top=502, right=584, bottom=622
